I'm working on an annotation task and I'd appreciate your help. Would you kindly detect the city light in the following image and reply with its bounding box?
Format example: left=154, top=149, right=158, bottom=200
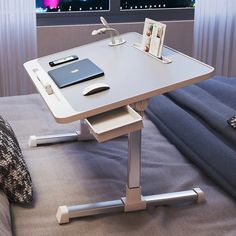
left=44, top=0, right=59, bottom=9
left=120, top=0, right=195, bottom=10
left=36, top=0, right=195, bottom=13
left=36, top=0, right=109, bottom=12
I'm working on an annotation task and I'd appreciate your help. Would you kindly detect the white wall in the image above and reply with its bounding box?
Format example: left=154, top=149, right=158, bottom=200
left=37, top=21, right=194, bottom=57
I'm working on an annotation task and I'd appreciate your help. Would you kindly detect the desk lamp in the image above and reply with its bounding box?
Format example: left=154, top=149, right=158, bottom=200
left=92, top=17, right=126, bottom=46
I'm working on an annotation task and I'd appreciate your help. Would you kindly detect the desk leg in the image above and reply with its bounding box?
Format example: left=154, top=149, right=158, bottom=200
left=28, top=120, right=95, bottom=147
left=56, top=129, right=205, bottom=224
left=122, top=131, right=205, bottom=212
left=121, top=130, right=147, bottom=212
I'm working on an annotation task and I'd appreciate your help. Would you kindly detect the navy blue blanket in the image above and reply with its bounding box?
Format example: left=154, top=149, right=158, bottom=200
left=146, top=76, right=236, bottom=199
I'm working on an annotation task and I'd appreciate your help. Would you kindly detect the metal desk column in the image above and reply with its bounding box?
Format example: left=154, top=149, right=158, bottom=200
left=121, top=130, right=147, bottom=212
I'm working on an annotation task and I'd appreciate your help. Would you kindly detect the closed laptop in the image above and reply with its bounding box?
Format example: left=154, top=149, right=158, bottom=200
left=48, top=58, right=104, bottom=88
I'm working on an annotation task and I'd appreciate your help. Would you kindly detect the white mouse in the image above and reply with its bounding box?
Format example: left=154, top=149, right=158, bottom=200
left=82, top=83, right=110, bottom=96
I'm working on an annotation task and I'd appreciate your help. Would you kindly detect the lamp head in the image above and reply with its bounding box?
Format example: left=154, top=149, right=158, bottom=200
left=91, top=28, right=107, bottom=36
left=91, top=30, right=98, bottom=36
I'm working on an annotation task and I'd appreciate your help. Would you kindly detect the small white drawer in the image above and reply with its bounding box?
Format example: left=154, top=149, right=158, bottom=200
left=85, top=106, right=143, bottom=143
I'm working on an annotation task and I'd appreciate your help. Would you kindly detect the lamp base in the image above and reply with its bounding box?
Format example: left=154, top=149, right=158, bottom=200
left=109, top=39, right=126, bottom=46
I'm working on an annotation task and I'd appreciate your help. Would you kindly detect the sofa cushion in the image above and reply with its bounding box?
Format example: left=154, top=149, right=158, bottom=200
left=0, top=191, right=12, bottom=236
left=0, top=116, right=33, bottom=203
left=146, top=76, right=236, bottom=199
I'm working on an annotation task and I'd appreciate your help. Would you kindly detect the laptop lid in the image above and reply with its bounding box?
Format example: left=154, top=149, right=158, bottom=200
left=48, top=58, right=104, bottom=88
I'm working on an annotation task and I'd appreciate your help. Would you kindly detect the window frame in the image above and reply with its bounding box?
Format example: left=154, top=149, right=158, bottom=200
left=36, top=1, right=194, bottom=26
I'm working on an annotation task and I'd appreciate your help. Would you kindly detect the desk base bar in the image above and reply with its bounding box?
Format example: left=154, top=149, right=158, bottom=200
left=28, top=120, right=95, bottom=147
left=28, top=133, right=78, bottom=147
left=28, top=131, right=95, bottom=147
left=56, top=188, right=205, bottom=224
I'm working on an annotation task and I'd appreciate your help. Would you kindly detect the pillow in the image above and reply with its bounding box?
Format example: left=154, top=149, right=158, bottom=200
left=0, top=116, right=33, bottom=203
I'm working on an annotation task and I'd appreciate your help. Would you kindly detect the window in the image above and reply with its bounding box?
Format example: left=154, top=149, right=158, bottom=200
left=36, top=0, right=110, bottom=13
left=120, top=0, right=195, bottom=10
left=36, top=1, right=194, bottom=26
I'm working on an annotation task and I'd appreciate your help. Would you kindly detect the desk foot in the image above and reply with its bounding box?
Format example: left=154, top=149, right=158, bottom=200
left=28, top=120, right=95, bottom=147
left=56, top=188, right=205, bottom=224
left=56, top=206, right=69, bottom=224
left=144, top=188, right=205, bottom=206
left=56, top=200, right=124, bottom=224
left=28, top=133, right=78, bottom=147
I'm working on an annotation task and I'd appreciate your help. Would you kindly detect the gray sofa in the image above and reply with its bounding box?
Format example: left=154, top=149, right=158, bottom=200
left=1, top=94, right=236, bottom=236
left=0, top=191, right=12, bottom=236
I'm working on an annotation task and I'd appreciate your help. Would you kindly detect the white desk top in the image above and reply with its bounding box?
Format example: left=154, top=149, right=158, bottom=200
left=24, top=32, right=214, bottom=123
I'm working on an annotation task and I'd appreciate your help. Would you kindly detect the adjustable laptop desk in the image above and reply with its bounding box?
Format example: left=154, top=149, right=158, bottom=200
left=24, top=32, right=214, bottom=224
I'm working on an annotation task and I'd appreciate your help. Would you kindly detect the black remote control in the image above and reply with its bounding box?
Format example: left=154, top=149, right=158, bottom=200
left=49, top=55, right=79, bottom=67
